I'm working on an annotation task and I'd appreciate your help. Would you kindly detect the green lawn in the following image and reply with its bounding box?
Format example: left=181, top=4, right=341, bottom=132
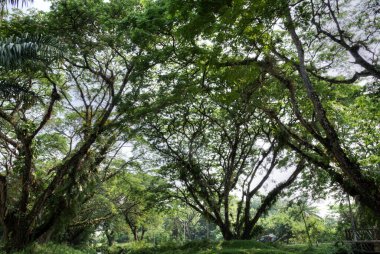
left=107, top=240, right=348, bottom=254
left=1, top=240, right=349, bottom=254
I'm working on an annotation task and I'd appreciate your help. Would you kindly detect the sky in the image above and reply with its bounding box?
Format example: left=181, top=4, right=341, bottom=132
left=32, top=0, right=51, bottom=11
left=7, top=0, right=51, bottom=12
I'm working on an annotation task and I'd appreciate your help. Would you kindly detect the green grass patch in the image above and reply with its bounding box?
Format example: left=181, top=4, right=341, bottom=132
left=0, top=241, right=349, bottom=254
left=110, top=240, right=347, bottom=254
left=0, top=242, right=96, bottom=254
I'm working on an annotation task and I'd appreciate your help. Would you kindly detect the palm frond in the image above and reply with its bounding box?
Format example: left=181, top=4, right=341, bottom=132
left=0, top=34, right=63, bottom=68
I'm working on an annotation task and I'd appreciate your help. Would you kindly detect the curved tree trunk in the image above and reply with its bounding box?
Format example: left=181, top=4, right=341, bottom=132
left=283, top=7, right=380, bottom=215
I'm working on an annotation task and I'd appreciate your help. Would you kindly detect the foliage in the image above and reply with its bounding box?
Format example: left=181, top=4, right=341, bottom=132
left=259, top=200, right=337, bottom=245
left=0, top=0, right=169, bottom=251
left=0, top=0, right=379, bottom=252
left=0, top=34, right=61, bottom=68
left=0, top=242, right=95, bottom=254
left=162, top=0, right=380, bottom=217
left=142, top=81, right=306, bottom=239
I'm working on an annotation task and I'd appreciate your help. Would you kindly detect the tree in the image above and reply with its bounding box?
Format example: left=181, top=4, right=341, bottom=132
left=52, top=155, right=140, bottom=246
left=261, top=200, right=335, bottom=245
left=143, top=81, right=306, bottom=239
left=117, top=172, right=169, bottom=241
left=163, top=0, right=380, bottom=216
left=277, top=4, right=380, bottom=215
left=1, top=0, right=378, bottom=249
left=307, top=0, right=380, bottom=81
left=0, top=0, right=170, bottom=251
left=291, top=200, right=320, bottom=247
left=0, top=0, right=62, bottom=103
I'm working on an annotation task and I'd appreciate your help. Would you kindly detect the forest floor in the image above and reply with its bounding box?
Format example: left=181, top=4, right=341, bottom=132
left=3, top=240, right=349, bottom=254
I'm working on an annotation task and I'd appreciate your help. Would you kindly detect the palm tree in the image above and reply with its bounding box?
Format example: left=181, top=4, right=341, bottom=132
left=1, top=0, right=61, bottom=67
left=288, top=199, right=321, bottom=247
left=0, top=0, right=61, bottom=98
left=296, top=201, right=320, bottom=247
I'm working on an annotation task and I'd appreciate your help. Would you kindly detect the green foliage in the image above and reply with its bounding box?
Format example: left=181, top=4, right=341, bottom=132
left=0, top=34, right=62, bottom=68
left=260, top=200, right=337, bottom=245
left=1, top=0, right=379, bottom=251
left=6, top=242, right=96, bottom=254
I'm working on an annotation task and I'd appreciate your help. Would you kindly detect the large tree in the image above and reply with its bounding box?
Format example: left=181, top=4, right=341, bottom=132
left=0, top=0, right=170, bottom=251
left=143, top=77, right=306, bottom=239
left=162, top=0, right=380, bottom=216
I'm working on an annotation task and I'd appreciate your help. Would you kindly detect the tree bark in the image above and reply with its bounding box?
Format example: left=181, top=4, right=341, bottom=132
left=105, top=229, right=115, bottom=246
left=220, top=225, right=235, bottom=240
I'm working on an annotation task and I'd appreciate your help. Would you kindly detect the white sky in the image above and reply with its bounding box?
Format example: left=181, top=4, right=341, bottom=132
left=7, top=0, right=51, bottom=12
left=32, top=0, right=51, bottom=11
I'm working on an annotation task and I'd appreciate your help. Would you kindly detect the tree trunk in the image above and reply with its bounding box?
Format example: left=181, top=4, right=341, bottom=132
left=133, top=228, right=138, bottom=241
left=4, top=218, right=31, bottom=253
left=105, top=230, right=115, bottom=246
left=140, top=228, right=146, bottom=241
left=284, top=7, right=380, bottom=215
left=301, top=211, right=312, bottom=247
left=37, top=227, right=54, bottom=244
left=221, top=225, right=235, bottom=240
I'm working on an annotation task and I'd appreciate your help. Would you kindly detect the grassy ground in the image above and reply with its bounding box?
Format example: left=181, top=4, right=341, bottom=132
left=0, top=242, right=96, bottom=254
left=107, top=240, right=349, bottom=254
left=0, top=240, right=349, bottom=254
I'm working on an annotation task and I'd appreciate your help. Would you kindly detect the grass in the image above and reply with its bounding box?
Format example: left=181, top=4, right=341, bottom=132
left=0, top=242, right=96, bottom=254
left=108, top=240, right=349, bottom=254
left=0, top=240, right=349, bottom=254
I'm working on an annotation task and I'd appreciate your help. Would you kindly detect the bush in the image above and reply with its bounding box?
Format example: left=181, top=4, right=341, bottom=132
left=11, top=243, right=96, bottom=254
left=334, top=247, right=350, bottom=254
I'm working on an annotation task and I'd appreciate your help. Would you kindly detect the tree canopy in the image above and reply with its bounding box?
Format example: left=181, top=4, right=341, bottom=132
left=0, top=0, right=379, bottom=252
